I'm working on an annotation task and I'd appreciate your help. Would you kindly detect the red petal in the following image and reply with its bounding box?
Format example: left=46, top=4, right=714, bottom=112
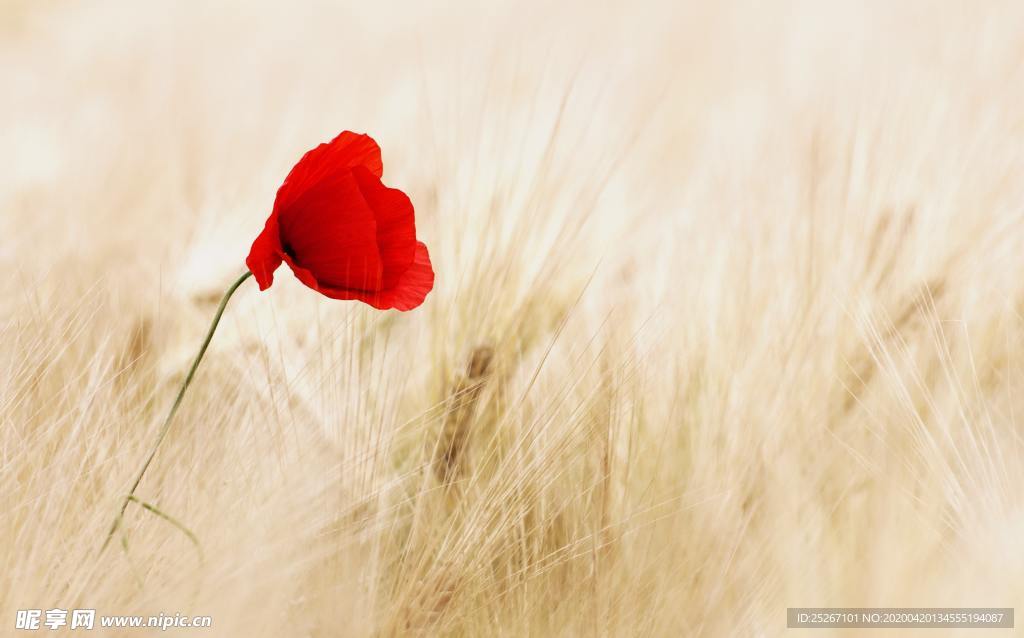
left=379, top=241, right=435, bottom=310
left=304, top=241, right=434, bottom=311
left=351, top=166, right=417, bottom=289
left=245, top=212, right=283, bottom=290
left=278, top=169, right=384, bottom=292
left=273, top=131, right=383, bottom=214
left=280, top=252, right=322, bottom=292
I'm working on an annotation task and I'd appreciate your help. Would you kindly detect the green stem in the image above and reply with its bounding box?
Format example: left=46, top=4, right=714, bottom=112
left=100, top=270, right=253, bottom=554
left=122, top=495, right=205, bottom=564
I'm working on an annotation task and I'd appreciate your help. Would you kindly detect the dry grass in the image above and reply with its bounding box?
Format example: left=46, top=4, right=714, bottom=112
left=3, top=1, right=1024, bottom=635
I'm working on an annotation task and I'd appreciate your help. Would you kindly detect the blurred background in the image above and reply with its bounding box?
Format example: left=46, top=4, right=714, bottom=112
left=2, top=1, right=1024, bottom=635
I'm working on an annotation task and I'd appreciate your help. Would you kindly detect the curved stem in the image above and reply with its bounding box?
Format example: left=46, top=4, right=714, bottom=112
left=122, top=495, right=205, bottom=564
left=100, top=270, right=253, bottom=554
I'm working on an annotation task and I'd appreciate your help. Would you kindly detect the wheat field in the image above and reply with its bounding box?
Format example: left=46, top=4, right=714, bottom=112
left=2, top=1, right=1024, bottom=636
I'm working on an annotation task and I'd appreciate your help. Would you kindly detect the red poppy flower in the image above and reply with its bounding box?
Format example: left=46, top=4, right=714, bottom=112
left=246, top=131, right=434, bottom=311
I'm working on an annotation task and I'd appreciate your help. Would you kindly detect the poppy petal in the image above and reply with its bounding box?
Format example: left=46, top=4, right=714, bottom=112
left=273, top=131, right=384, bottom=214
left=277, top=169, right=384, bottom=292
left=379, top=241, right=434, bottom=311
left=351, top=166, right=417, bottom=289
left=280, top=252, right=322, bottom=292
left=311, top=241, right=434, bottom=311
left=245, top=212, right=284, bottom=290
